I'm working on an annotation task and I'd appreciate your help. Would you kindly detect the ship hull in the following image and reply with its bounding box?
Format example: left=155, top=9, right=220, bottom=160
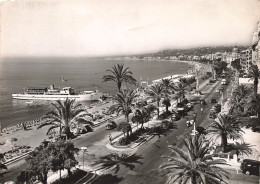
left=12, top=93, right=102, bottom=101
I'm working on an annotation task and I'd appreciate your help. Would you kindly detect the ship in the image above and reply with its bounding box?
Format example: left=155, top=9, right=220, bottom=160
left=12, top=84, right=102, bottom=101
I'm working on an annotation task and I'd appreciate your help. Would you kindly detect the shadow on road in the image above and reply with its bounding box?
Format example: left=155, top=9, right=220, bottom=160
left=92, top=174, right=124, bottom=184
left=92, top=153, right=144, bottom=174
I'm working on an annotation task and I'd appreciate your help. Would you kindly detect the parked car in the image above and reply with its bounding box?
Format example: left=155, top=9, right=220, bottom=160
left=106, top=121, right=117, bottom=130
left=209, top=79, right=217, bottom=83
left=171, top=113, right=180, bottom=121
left=211, top=98, right=217, bottom=103
left=186, top=103, right=193, bottom=110
left=200, top=100, right=207, bottom=105
left=209, top=112, right=217, bottom=119
left=213, top=104, right=221, bottom=113
left=240, top=159, right=260, bottom=176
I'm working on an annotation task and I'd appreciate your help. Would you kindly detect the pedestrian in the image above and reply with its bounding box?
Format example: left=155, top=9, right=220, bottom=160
left=201, top=107, right=204, bottom=114
left=108, top=134, right=112, bottom=144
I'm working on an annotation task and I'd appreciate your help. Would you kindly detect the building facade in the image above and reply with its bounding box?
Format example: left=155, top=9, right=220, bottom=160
left=252, top=21, right=260, bottom=93
left=240, top=49, right=252, bottom=74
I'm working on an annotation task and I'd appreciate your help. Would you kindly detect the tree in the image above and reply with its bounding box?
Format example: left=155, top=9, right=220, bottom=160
left=173, top=79, right=189, bottom=103
left=38, top=99, right=93, bottom=140
left=229, top=95, right=245, bottom=116
left=146, top=84, right=165, bottom=119
left=93, top=153, right=143, bottom=174
left=208, top=114, right=244, bottom=153
left=248, top=65, right=260, bottom=96
left=229, top=85, right=249, bottom=116
left=231, top=59, right=241, bottom=85
left=26, top=146, right=53, bottom=184
left=246, top=94, right=260, bottom=117
left=24, top=140, right=79, bottom=183
left=109, top=90, right=138, bottom=122
left=0, top=154, right=7, bottom=177
left=103, top=64, right=137, bottom=92
left=17, top=170, right=33, bottom=184
left=233, top=85, right=249, bottom=99
left=48, top=140, right=79, bottom=178
left=132, top=104, right=157, bottom=130
left=161, top=78, right=174, bottom=94
left=162, top=95, right=171, bottom=113
left=159, top=135, right=229, bottom=184
left=229, top=142, right=252, bottom=161
left=214, top=60, right=227, bottom=76
left=117, top=122, right=132, bottom=139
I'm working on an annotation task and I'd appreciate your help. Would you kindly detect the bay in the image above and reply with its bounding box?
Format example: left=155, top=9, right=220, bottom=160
left=0, top=57, right=192, bottom=128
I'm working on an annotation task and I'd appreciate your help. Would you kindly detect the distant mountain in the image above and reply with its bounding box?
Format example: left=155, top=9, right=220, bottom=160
left=136, top=46, right=249, bottom=57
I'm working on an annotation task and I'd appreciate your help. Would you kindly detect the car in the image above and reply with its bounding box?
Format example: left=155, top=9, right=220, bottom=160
left=209, top=79, right=217, bottom=83
left=213, top=104, right=221, bottom=112
left=219, top=86, right=224, bottom=90
left=211, top=98, right=217, bottom=103
left=186, top=103, right=193, bottom=110
left=209, top=112, right=217, bottom=119
left=200, top=100, right=207, bottom=105
left=210, top=108, right=218, bottom=114
left=106, top=121, right=117, bottom=130
left=240, top=159, right=260, bottom=176
left=171, top=113, right=180, bottom=121
left=176, top=102, right=184, bottom=108
left=215, top=89, right=220, bottom=93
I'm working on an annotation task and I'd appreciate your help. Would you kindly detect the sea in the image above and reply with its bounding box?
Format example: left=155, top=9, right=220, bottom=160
left=0, top=57, right=192, bottom=128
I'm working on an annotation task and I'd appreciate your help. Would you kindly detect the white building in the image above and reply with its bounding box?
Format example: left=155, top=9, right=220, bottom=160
left=252, top=21, right=260, bottom=93
left=240, top=49, right=253, bottom=74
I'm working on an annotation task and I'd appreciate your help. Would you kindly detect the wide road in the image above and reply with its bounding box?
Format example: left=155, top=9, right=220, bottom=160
left=0, top=78, right=222, bottom=183
left=115, top=80, right=258, bottom=184
left=115, top=80, right=224, bottom=184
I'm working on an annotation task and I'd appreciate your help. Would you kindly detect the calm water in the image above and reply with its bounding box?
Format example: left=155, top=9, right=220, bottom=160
left=0, top=58, right=192, bottom=128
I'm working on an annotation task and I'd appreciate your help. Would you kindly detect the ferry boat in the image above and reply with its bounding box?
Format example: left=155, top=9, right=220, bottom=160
left=12, top=84, right=102, bottom=101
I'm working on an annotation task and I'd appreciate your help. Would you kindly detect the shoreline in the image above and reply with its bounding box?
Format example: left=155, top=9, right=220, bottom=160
left=0, top=60, right=207, bottom=155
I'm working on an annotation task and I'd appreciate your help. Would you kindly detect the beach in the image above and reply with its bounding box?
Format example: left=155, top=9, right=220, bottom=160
left=0, top=59, right=208, bottom=160
left=0, top=58, right=193, bottom=129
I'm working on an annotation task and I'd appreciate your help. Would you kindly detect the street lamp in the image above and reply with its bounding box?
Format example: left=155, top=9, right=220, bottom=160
left=191, top=113, right=198, bottom=136
left=81, top=147, right=88, bottom=170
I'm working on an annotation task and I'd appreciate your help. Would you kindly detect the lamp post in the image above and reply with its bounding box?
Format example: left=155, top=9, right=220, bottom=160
left=81, top=147, right=88, bottom=170
left=191, top=113, right=198, bottom=136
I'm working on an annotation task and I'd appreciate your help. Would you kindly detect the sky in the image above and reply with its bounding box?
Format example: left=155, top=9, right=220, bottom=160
left=0, top=0, right=260, bottom=57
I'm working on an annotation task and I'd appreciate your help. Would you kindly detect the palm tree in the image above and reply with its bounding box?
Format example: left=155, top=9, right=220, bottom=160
left=229, top=85, right=249, bottom=115
left=162, top=95, right=171, bottom=113
left=38, top=99, right=93, bottom=140
left=231, top=59, right=241, bottom=85
left=173, top=80, right=188, bottom=103
left=103, top=64, right=137, bottom=92
left=248, top=65, right=260, bottom=96
left=229, top=95, right=245, bottom=116
left=93, top=153, right=143, bottom=174
left=230, top=142, right=252, bottom=161
left=161, top=78, right=174, bottom=94
left=246, top=94, right=260, bottom=117
left=132, top=104, right=157, bottom=129
left=233, top=85, right=248, bottom=99
left=109, top=90, right=138, bottom=122
left=159, top=135, right=229, bottom=184
left=208, top=114, right=244, bottom=153
left=117, top=122, right=132, bottom=139
left=146, top=84, right=165, bottom=119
